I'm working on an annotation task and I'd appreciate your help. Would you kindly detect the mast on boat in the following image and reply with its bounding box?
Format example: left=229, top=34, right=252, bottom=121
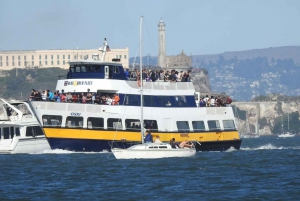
left=140, top=16, right=144, bottom=144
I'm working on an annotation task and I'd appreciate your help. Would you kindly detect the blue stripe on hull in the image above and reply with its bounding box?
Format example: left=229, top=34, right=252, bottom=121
left=47, top=138, right=242, bottom=152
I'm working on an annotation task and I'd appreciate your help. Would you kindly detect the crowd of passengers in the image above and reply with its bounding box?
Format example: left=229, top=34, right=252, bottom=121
left=125, top=69, right=192, bottom=82
left=29, top=89, right=120, bottom=105
left=199, top=95, right=232, bottom=107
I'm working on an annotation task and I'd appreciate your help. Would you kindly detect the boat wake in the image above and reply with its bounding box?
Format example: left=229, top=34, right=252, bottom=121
left=30, top=149, right=110, bottom=154
left=241, top=143, right=300, bottom=151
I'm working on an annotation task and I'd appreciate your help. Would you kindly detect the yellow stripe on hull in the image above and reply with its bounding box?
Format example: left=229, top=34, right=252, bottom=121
left=43, top=128, right=240, bottom=142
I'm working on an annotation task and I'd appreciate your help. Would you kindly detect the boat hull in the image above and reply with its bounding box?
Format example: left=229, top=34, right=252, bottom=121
left=0, top=136, right=50, bottom=154
left=46, top=137, right=241, bottom=152
left=112, top=148, right=196, bottom=159
left=278, top=134, right=295, bottom=138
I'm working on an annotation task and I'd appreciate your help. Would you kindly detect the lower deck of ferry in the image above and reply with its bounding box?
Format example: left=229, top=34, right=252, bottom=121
left=43, top=128, right=242, bottom=152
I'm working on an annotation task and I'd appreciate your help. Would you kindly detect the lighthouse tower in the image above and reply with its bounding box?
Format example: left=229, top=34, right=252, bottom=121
left=158, top=19, right=166, bottom=68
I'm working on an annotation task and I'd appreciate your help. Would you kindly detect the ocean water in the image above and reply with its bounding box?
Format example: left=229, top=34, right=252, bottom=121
left=1, top=136, right=300, bottom=200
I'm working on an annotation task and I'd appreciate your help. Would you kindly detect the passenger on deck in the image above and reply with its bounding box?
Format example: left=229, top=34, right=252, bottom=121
left=72, top=93, right=78, bottom=103
left=166, top=101, right=172, bottom=106
left=179, top=140, right=193, bottom=148
left=29, top=89, right=35, bottom=101
left=66, top=92, right=72, bottom=103
left=94, top=95, right=100, bottom=104
left=106, top=95, right=113, bottom=105
left=154, top=136, right=162, bottom=143
left=226, top=96, right=232, bottom=106
left=81, top=93, right=87, bottom=103
left=112, top=93, right=120, bottom=105
left=86, top=93, right=92, bottom=104
left=170, top=138, right=177, bottom=148
left=144, top=130, right=153, bottom=143
left=60, top=93, right=66, bottom=102
left=41, top=90, right=47, bottom=101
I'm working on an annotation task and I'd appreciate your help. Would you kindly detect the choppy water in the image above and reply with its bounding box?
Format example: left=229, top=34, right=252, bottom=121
left=1, top=136, right=300, bottom=200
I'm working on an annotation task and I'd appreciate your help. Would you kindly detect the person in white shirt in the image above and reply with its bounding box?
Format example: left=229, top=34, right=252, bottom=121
left=41, top=90, right=47, bottom=101
left=155, top=136, right=162, bottom=143
left=210, top=96, right=215, bottom=107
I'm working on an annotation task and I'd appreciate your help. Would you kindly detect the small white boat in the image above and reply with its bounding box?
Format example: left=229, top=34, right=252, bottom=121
left=0, top=99, right=50, bottom=154
left=112, top=143, right=196, bottom=159
left=111, top=17, right=196, bottom=159
left=278, top=132, right=295, bottom=138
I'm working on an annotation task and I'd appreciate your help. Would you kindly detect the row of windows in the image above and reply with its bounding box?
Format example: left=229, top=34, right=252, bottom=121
left=0, top=55, right=72, bottom=61
left=70, top=65, right=121, bottom=74
left=0, top=60, right=70, bottom=67
left=121, top=94, right=196, bottom=107
left=0, top=54, right=127, bottom=61
left=116, top=55, right=127, bottom=59
left=0, top=126, right=43, bottom=140
left=42, top=115, right=236, bottom=131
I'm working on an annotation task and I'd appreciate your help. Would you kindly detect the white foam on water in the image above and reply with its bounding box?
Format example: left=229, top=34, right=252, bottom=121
left=225, top=146, right=238, bottom=152
left=30, top=149, right=109, bottom=154
left=241, top=143, right=300, bottom=151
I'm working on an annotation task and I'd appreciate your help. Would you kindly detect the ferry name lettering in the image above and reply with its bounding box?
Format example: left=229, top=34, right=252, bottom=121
left=67, top=80, right=93, bottom=86
left=70, top=112, right=81, bottom=116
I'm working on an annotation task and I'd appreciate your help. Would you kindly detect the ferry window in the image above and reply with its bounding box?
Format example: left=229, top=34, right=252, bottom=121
left=81, top=66, right=87, bottom=72
left=177, top=121, right=190, bottom=132
left=3, top=127, right=10, bottom=139
left=42, top=115, right=62, bottom=127
left=107, top=118, right=122, bottom=130
left=70, top=67, right=75, bottom=73
left=124, top=94, right=140, bottom=106
left=174, top=96, right=188, bottom=107
left=87, top=117, right=104, bottom=129
left=157, top=96, right=172, bottom=107
left=26, top=126, right=44, bottom=137
left=208, top=120, right=221, bottom=131
left=89, top=65, right=96, bottom=72
left=95, top=65, right=104, bottom=73
left=144, top=120, right=158, bottom=131
left=75, top=66, right=80, bottom=72
left=15, top=127, right=21, bottom=136
left=66, top=117, right=84, bottom=128
left=10, top=127, right=14, bottom=139
left=192, top=121, right=205, bottom=131
left=144, top=95, right=156, bottom=107
left=125, top=119, right=140, bottom=131
left=223, top=120, right=235, bottom=130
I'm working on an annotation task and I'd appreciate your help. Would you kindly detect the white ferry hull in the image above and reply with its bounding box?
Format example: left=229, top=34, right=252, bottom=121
left=0, top=136, right=50, bottom=154
left=112, top=148, right=196, bottom=159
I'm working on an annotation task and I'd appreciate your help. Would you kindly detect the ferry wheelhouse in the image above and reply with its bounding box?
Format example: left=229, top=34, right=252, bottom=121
left=29, top=39, right=241, bottom=152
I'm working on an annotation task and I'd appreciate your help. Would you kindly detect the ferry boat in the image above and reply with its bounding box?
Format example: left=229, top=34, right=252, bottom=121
left=0, top=99, right=50, bottom=154
left=29, top=39, right=241, bottom=152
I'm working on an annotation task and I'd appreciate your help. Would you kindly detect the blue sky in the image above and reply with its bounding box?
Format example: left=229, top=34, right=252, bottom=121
left=1, top=0, right=300, bottom=57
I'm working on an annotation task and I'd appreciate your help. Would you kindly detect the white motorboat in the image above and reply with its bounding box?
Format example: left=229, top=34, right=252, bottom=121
left=0, top=99, right=50, bottom=154
left=112, top=143, right=196, bottom=159
left=278, top=132, right=295, bottom=138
